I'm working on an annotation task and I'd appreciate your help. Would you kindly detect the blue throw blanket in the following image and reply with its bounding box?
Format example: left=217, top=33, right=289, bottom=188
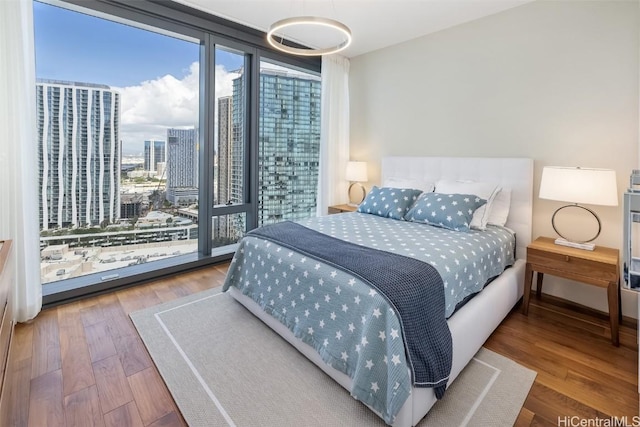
left=249, top=221, right=453, bottom=398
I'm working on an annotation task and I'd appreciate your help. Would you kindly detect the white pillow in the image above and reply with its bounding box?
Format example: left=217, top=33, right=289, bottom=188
left=383, top=177, right=434, bottom=193
left=434, top=179, right=501, bottom=230
left=487, top=189, right=511, bottom=227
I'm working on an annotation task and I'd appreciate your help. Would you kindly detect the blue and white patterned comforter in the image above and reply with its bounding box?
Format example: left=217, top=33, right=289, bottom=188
left=222, top=213, right=515, bottom=424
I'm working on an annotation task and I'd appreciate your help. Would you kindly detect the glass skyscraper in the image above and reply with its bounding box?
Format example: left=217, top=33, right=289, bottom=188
left=216, top=96, right=233, bottom=207
left=36, top=79, right=121, bottom=229
left=144, top=139, right=166, bottom=173
left=255, top=67, right=321, bottom=225
left=221, top=66, right=320, bottom=236
left=166, top=128, right=199, bottom=205
left=214, top=96, right=234, bottom=240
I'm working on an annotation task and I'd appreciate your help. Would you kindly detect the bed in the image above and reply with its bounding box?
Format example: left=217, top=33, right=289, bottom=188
left=223, top=156, right=533, bottom=426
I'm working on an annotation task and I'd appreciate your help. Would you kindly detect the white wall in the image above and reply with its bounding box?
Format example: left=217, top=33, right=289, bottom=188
left=350, top=0, right=640, bottom=318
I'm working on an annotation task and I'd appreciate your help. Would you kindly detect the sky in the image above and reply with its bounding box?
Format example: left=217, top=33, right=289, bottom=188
left=33, top=1, right=244, bottom=155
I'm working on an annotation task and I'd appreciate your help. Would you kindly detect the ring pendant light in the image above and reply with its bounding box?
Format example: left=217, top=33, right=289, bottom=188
left=267, top=16, right=352, bottom=56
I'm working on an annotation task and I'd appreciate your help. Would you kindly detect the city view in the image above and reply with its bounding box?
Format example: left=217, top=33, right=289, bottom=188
left=35, top=2, right=321, bottom=284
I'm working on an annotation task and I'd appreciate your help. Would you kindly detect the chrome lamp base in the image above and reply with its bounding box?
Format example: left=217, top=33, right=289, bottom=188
left=551, top=204, right=601, bottom=251
left=348, top=182, right=366, bottom=206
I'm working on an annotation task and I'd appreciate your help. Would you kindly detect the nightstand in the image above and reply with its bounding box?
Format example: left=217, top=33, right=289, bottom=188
left=522, top=236, right=620, bottom=346
left=328, top=204, right=358, bottom=214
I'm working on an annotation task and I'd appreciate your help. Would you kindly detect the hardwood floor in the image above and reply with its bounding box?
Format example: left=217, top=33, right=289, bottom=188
left=5, top=263, right=638, bottom=426
left=488, top=294, right=639, bottom=426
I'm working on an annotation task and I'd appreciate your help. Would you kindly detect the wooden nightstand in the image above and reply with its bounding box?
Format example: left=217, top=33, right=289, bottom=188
left=522, top=236, right=620, bottom=346
left=328, top=204, right=358, bottom=214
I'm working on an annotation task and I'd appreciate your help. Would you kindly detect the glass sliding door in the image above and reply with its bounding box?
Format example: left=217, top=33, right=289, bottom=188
left=34, top=1, right=201, bottom=285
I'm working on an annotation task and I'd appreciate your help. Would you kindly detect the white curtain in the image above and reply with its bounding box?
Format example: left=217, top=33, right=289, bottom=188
left=317, top=54, right=350, bottom=216
left=0, top=0, right=43, bottom=321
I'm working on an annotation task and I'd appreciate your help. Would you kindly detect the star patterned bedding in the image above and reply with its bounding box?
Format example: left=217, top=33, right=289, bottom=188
left=248, top=221, right=453, bottom=398
left=222, top=212, right=515, bottom=424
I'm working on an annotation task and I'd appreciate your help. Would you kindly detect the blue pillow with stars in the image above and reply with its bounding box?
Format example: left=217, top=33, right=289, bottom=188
left=357, top=186, right=422, bottom=220
left=404, top=192, right=487, bottom=232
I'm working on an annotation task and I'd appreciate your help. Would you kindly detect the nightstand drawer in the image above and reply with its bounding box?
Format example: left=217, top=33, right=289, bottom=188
left=527, top=248, right=618, bottom=282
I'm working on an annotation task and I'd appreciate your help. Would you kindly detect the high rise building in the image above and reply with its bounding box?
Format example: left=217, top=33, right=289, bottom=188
left=217, top=96, right=233, bottom=207
left=229, top=67, right=321, bottom=232
left=166, top=128, right=199, bottom=206
left=143, top=139, right=166, bottom=174
left=214, top=96, right=233, bottom=240
left=257, top=67, right=321, bottom=225
left=36, top=79, right=121, bottom=229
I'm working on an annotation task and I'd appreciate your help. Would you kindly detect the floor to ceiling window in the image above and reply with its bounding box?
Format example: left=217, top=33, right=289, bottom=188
left=33, top=0, right=321, bottom=305
left=34, top=1, right=200, bottom=286
left=211, top=47, right=249, bottom=249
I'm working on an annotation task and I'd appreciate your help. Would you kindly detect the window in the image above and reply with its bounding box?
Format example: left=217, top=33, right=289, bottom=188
left=211, top=46, right=249, bottom=248
left=35, top=1, right=200, bottom=285
left=33, top=0, right=320, bottom=304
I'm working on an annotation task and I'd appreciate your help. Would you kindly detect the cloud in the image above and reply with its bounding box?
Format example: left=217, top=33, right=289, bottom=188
left=114, top=62, right=239, bottom=155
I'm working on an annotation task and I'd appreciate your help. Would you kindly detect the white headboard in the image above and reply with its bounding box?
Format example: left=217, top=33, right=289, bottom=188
left=382, top=157, right=534, bottom=259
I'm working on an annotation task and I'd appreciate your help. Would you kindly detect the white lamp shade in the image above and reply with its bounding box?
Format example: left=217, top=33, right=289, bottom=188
left=345, top=161, right=368, bottom=182
left=539, top=166, right=618, bottom=206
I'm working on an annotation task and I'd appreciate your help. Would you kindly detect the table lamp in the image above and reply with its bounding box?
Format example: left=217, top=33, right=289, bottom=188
left=345, top=161, right=368, bottom=206
left=539, top=166, right=618, bottom=250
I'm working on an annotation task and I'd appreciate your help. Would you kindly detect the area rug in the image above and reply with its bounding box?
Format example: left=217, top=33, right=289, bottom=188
left=131, top=287, right=536, bottom=426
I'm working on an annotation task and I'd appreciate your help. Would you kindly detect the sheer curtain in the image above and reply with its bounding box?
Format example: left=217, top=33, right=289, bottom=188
left=317, top=54, right=350, bottom=216
left=0, top=0, right=43, bottom=321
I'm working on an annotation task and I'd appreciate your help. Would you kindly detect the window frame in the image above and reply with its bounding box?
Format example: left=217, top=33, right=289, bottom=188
left=39, top=0, right=320, bottom=307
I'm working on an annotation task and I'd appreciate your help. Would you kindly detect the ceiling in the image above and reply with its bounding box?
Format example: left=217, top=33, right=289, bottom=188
left=173, top=0, right=533, bottom=58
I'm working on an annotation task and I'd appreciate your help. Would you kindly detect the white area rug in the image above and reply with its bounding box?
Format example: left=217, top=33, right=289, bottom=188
left=131, top=288, right=536, bottom=426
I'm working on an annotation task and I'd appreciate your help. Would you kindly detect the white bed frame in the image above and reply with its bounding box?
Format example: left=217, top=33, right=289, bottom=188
left=229, top=156, right=534, bottom=426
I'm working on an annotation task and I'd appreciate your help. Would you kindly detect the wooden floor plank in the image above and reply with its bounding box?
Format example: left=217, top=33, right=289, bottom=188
left=127, top=367, right=174, bottom=426
left=93, top=354, right=134, bottom=414
left=8, top=356, right=32, bottom=427
left=112, top=333, right=152, bottom=378
left=152, top=281, right=186, bottom=303
left=513, top=407, right=534, bottom=427
left=31, top=308, right=62, bottom=379
left=104, top=401, right=144, bottom=427
left=63, top=385, right=105, bottom=427
left=101, top=296, right=153, bottom=377
left=4, top=262, right=637, bottom=426
left=564, top=369, right=637, bottom=417
left=28, top=369, right=65, bottom=427
left=116, top=286, right=163, bottom=315
left=79, top=300, right=107, bottom=329
left=12, top=322, right=33, bottom=363
left=523, top=382, right=609, bottom=423
left=147, top=411, right=185, bottom=427
left=85, top=321, right=118, bottom=363
left=531, top=414, right=560, bottom=427
left=57, top=302, right=96, bottom=397
left=101, top=297, right=138, bottom=341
